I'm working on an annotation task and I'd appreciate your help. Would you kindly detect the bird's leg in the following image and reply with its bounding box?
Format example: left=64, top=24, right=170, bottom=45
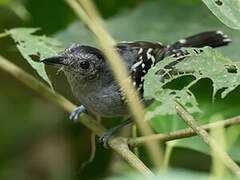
left=69, top=105, right=87, bottom=123
left=99, top=118, right=133, bottom=148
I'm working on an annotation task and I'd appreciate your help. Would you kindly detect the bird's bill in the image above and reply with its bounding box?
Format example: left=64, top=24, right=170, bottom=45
left=40, top=56, right=67, bottom=66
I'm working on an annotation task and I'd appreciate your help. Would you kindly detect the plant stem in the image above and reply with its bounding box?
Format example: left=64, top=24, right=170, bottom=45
left=64, top=0, right=164, bottom=170
left=128, top=115, right=240, bottom=147
left=163, top=142, right=175, bottom=171
left=109, top=137, right=154, bottom=176
left=175, top=103, right=240, bottom=176
left=0, top=32, right=9, bottom=38
left=132, top=125, right=140, bottom=157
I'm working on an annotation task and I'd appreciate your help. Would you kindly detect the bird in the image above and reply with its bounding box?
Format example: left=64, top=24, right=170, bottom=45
left=41, top=31, right=231, bottom=148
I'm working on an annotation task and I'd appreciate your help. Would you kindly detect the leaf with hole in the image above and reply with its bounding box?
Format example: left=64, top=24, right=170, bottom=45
left=8, top=28, right=63, bottom=88
left=202, top=0, right=240, bottom=29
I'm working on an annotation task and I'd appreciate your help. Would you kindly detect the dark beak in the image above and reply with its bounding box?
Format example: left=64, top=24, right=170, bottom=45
left=40, top=56, right=67, bottom=65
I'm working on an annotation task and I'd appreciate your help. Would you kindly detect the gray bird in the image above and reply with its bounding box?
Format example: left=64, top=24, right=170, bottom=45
left=41, top=31, right=231, bottom=148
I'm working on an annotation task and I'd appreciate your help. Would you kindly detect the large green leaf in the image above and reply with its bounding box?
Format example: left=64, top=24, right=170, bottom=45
left=8, top=28, right=63, bottom=88
left=144, top=47, right=240, bottom=161
left=202, top=0, right=240, bottom=29
left=144, top=47, right=240, bottom=117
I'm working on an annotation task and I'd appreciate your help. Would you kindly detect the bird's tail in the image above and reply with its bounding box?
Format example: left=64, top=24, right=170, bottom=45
left=159, top=31, right=232, bottom=80
left=168, top=31, right=231, bottom=51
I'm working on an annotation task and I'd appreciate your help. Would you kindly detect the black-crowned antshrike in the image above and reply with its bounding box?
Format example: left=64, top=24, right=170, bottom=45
left=41, top=31, right=231, bottom=148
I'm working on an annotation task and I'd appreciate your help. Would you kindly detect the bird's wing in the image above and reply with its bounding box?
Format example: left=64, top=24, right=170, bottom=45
left=116, top=41, right=167, bottom=94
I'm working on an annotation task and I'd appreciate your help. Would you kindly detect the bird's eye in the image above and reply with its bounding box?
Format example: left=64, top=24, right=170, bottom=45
left=80, top=61, right=90, bottom=69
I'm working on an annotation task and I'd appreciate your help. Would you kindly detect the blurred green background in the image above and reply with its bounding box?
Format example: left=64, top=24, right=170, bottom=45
left=0, top=0, right=239, bottom=179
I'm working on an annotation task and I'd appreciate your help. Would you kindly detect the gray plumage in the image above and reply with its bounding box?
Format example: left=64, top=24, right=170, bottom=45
left=42, top=31, right=231, bottom=119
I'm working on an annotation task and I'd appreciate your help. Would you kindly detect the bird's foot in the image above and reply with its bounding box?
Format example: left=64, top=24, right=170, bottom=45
left=69, top=105, right=87, bottom=123
left=99, top=127, right=118, bottom=149
left=99, top=118, right=133, bottom=149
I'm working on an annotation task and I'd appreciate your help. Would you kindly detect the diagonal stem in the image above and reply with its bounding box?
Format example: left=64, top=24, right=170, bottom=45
left=128, top=116, right=240, bottom=147
left=175, top=102, right=240, bottom=176
left=64, top=0, right=164, bottom=169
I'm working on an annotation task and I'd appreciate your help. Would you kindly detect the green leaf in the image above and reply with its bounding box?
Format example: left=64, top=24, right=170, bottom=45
left=144, top=46, right=240, bottom=160
left=174, top=137, right=240, bottom=163
left=0, top=0, right=12, bottom=5
left=176, top=47, right=240, bottom=99
left=149, top=101, right=240, bottom=162
left=8, top=28, right=63, bottom=88
left=146, top=89, right=201, bottom=117
left=144, top=47, right=240, bottom=115
left=202, top=0, right=240, bottom=29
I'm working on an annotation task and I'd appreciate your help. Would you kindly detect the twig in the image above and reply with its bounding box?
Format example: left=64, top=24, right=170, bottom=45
left=128, top=116, right=240, bottom=147
left=0, top=56, right=153, bottom=176
left=109, top=137, right=153, bottom=176
left=64, top=0, right=164, bottom=169
left=79, top=116, right=102, bottom=171
left=175, top=103, right=240, bottom=176
left=0, top=32, right=9, bottom=38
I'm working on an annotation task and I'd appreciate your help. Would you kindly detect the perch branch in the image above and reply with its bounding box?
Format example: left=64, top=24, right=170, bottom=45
left=128, top=115, right=240, bottom=147
left=0, top=32, right=9, bottom=38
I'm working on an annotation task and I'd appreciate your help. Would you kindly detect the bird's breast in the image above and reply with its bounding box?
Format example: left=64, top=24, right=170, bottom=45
left=72, top=82, right=129, bottom=117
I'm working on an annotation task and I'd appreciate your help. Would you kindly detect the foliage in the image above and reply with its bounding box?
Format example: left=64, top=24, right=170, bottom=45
left=8, top=28, right=63, bottom=88
left=144, top=47, right=240, bottom=113
left=1, top=0, right=240, bottom=179
left=202, top=0, right=240, bottom=29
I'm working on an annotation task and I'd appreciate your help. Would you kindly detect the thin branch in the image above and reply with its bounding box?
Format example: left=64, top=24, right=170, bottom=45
left=175, top=103, right=240, bottom=176
left=0, top=56, right=153, bottom=176
left=109, top=137, right=154, bottom=176
left=0, top=32, right=9, bottom=38
left=64, top=0, right=163, bottom=169
left=128, top=116, right=240, bottom=147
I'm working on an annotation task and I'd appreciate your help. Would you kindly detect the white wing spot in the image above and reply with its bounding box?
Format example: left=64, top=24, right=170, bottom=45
left=133, top=81, right=136, bottom=86
left=216, top=30, right=223, bottom=35
left=146, top=48, right=153, bottom=59
left=131, top=60, right=143, bottom=70
left=137, top=84, right=143, bottom=91
left=138, top=48, right=143, bottom=54
left=142, top=63, right=145, bottom=68
left=150, top=56, right=155, bottom=64
left=223, top=38, right=232, bottom=42
left=176, top=52, right=181, bottom=56
left=179, top=39, right=186, bottom=44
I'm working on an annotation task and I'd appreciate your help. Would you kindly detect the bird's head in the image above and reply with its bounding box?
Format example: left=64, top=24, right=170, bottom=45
left=41, top=44, right=106, bottom=81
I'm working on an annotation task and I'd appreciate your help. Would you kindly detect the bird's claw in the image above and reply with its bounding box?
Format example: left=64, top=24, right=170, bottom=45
left=69, top=105, right=87, bottom=123
left=99, top=134, right=111, bottom=149
left=99, top=118, right=133, bottom=149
